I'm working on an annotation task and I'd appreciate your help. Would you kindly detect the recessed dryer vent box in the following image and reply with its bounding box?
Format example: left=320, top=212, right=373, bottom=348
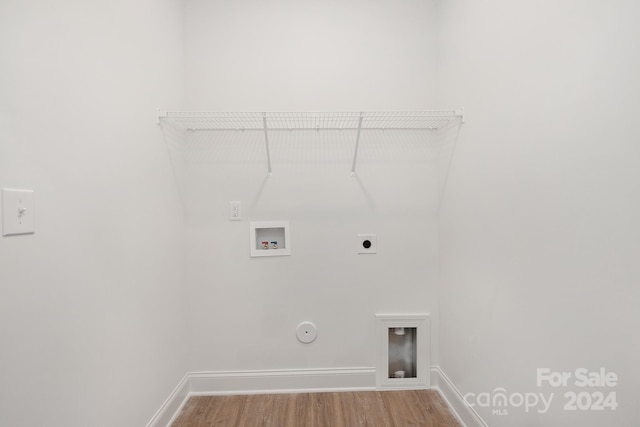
left=250, top=221, right=291, bottom=257
left=375, top=314, right=430, bottom=390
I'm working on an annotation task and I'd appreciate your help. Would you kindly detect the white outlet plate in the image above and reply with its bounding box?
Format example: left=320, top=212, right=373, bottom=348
left=357, top=234, right=377, bottom=254
left=229, top=201, right=241, bottom=221
left=2, top=188, right=35, bottom=236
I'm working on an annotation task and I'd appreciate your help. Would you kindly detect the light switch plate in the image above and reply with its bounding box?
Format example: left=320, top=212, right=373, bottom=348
left=2, top=188, right=35, bottom=236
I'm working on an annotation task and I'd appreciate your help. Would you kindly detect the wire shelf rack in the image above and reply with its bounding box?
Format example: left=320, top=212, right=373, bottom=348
left=158, top=110, right=463, bottom=176
left=158, top=110, right=463, bottom=131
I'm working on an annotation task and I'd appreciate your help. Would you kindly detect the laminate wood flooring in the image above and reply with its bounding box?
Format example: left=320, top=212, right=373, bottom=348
left=171, top=389, right=462, bottom=427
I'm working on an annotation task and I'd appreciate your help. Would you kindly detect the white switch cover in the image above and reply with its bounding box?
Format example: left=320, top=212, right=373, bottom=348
left=2, top=189, right=35, bottom=236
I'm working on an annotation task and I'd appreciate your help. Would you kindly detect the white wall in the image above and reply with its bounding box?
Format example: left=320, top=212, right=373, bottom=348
left=0, top=1, right=188, bottom=426
left=437, top=0, right=640, bottom=425
left=182, top=0, right=443, bottom=372
left=184, top=0, right=438, bottom=111
left=10, top=1, right=634, bottom=425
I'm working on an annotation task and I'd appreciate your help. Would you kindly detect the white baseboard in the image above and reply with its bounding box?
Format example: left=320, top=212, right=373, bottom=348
left=147, top=367, right=376, bottom=427
left=146, top=373, right=190, bottom=427
left=189, top=367, right=376, bottom=395
left=430, top=366, right=488, bottom=427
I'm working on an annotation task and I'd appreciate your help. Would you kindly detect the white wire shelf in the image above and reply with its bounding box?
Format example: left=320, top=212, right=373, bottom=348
left=158, top=110, right=463, bottom=131
left=158, top=110, right=463, bottom=176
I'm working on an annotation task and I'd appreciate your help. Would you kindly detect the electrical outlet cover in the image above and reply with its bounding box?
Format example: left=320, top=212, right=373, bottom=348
left=357, top=234, right=377, bottom=254
left=229, top=201, right=241, bottom=221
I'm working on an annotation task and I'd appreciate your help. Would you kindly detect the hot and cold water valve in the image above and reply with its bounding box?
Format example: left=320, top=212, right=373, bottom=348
left=250, top=221, right=290, bottom=257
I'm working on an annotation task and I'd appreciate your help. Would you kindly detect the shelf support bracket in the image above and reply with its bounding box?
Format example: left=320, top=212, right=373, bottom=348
left=156, top=109, right=167, bottom=125
left=262, top=113, right=273, bottom=177
left=350, top=114, right=364, bottom=176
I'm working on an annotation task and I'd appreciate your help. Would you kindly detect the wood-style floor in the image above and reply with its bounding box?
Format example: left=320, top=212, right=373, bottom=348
left=171, top=389, right=462, bottom=427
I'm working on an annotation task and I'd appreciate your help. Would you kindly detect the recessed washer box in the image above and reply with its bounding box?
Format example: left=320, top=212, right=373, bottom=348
left=250, top=221, right=291, bottom=257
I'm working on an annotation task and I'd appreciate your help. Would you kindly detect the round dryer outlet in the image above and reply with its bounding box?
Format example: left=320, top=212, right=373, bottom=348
left=296, top=321, right=317, bottom=344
